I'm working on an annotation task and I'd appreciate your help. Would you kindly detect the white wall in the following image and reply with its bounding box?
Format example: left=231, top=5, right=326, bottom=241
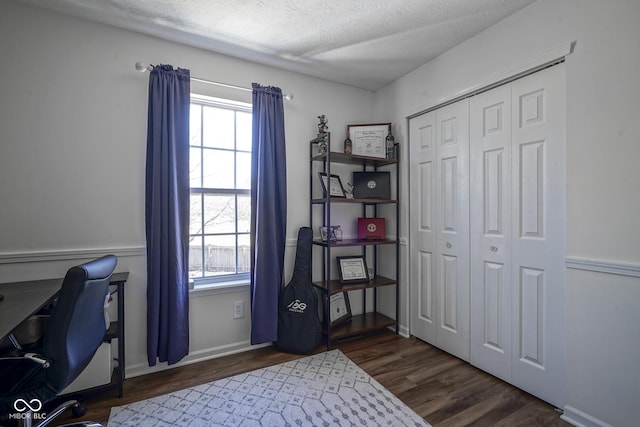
left=374, top=0, right=640, bottom=426
left=0, top=0, right=374, bottom=376
left=3, top=1, right=639, bottom=425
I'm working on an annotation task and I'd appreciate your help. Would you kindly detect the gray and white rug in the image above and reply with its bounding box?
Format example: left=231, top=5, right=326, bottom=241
left=108, top=349, right=430, bottom=426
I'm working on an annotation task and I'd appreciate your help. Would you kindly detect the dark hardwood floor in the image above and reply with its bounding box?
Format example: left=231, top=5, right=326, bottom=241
left=59, top=331, right=570, bottom=426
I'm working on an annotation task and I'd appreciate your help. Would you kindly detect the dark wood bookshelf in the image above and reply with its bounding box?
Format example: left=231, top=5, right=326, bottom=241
left=312, top=275, right=397, bottom=295
left=326, top=313, right=396, bottom=340
left=310, top=131, right=400, bottom=349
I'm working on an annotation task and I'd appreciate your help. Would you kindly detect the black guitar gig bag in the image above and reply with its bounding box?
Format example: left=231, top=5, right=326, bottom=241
left=275, top=227, right=322, bottom=354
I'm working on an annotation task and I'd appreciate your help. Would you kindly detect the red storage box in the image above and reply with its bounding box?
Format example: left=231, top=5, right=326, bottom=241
left=357, top=217, right=386, bottom=240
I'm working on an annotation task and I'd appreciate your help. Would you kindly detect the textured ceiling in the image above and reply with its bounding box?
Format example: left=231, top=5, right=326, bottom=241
left=15, top=0, right=536, bottom=90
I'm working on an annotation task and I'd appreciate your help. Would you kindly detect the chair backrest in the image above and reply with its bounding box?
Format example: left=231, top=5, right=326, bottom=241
left=43, top=255, right=117, bottom=392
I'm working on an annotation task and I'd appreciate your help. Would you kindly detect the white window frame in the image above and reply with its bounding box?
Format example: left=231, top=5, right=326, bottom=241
left=189, top=94, right=252, bottom=291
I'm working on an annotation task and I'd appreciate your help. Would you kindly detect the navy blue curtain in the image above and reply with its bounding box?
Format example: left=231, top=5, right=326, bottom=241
left=145, top=64, right=190, bottom=366
left=250, top=83, right=287, bottom=344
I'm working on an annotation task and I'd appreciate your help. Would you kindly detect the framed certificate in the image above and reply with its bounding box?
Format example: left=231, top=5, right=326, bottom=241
left=329, top=292, right=352, bottom=327
left=336, top=256, right=370, bottom=284
left=348, top=123, right=390, bottom=159
left=318, top=172, right=346, bottom=197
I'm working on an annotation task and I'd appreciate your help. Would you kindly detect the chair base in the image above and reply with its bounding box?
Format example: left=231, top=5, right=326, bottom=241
left=17, top=400, right=102, bottom=427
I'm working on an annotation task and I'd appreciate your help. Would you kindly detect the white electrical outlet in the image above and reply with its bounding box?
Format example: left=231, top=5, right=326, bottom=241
left=233, top=301, right=244, bottom=319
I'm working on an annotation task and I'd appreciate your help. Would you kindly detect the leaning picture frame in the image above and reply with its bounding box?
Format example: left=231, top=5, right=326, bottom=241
left=328, top=292, right=352, bottom=327
left=320, top=226, right=343, bottom=242
left=336, top=255, right=370, bottom=284
left=318, top=172, right=346, bottom=197
left=347, top=123, right=390, bottom=159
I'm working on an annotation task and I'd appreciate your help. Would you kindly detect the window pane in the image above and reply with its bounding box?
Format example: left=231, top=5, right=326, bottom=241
left=236, top=152, right=251, bottom=190
left=238, top=234, right=250, bottom=273
left=188, top=235, right=203, bottom=278
left=189, top=147, right=202, bottom=188
left=236, top=111, right=252, bottom=151
left=190, top=193, right=202, bottom=234
left=189, top=97, right=252, bottom=284
left=203, top=149, right=234, bottom=189
left=237, top=195, right=250, bottom=233
left=204, top=235, right=236, bottom=276
left=190, top=104, right=202, bottom=147
left=203, top=106, right=234, bottom=149
left=204, top=194, right=235, bottom=234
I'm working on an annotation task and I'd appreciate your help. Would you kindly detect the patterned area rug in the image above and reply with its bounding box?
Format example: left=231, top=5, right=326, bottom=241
left=108, top=349, right=430, bottom=426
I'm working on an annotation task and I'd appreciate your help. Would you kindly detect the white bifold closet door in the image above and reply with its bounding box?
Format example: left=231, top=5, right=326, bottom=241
left=470, top=64, right=566, bottom=407
left=469, top=81, right=513, bottom=380
left=409, top=98, right=470, bottom=362
left=410, top=64, right=566, bottom=407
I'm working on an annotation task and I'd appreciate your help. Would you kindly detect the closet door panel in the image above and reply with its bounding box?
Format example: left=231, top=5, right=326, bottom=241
left=511, top=64, right=566, bottom=407
left=470, top=84, right=512, bottom=381
left=411, top=64, right=566, bottom=409
left=417, top=251, right=433, bottom=322
left=409, top=111, right=438, bottom=343
left=435, top=99, right=470, bottom=361
left=519, top=266, right=545, bottom=366
left=440, top=254, right=458, bottom=331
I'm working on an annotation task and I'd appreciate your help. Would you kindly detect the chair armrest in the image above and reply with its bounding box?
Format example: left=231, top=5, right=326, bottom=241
left=25, top=352, right=50, bottom=367
left=0, top=352, right=50, bottom=367
left=0, top=352, right=51, bottom=394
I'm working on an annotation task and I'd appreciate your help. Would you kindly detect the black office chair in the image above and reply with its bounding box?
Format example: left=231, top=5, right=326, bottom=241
left=0, top=255, right=117, bottom=427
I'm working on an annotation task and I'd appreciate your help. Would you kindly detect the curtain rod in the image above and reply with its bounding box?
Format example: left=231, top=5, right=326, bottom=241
left=135, top=62, right=293, bottom=101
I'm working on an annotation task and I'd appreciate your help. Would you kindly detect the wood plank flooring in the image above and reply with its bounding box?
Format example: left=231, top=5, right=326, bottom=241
left=58, top=331, right=570, bottom=426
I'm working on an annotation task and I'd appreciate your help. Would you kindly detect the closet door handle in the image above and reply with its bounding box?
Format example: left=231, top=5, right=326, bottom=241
left=446, top=242, right=452, bottom=249
left=490, top=246, right=498, bottom=252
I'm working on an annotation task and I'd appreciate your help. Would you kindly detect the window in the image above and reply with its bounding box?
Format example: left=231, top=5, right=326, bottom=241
left=189, top=95, right=252, bottom=288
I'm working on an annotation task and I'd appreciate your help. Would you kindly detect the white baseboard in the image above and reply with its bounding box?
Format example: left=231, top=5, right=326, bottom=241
left=125, top=340, right=271, bottom=379
left=397, top=323, right=410, bottom=338
left=127, top=323, right=411, bottom=379
left=561, top=405, right=613, bottom=427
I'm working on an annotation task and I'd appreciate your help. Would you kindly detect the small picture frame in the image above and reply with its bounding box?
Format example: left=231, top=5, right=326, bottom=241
left=318, top=172, right=346, bottom=197
left=336, top=256, right=370, bottom=284
left=319, top=226, right=329, bottom=241
left=320, top=226, right=343, bottom=242
left=329, top=292, right=352, bottom=327
left=347, top=123, right=390, bottom=159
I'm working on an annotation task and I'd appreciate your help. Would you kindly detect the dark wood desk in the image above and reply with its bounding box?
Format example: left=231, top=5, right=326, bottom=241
left=0, top=272, right=129, bottom=397
left=0, top=278, right=62, bottom=341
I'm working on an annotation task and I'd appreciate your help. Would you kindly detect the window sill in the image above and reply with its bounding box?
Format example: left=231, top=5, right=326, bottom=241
left=189, top=279, right=250, bottom=297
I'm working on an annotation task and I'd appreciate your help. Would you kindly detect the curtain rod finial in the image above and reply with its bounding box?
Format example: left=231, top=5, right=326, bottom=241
left=135, top=62, right=150, bottom=72
left=284, top=93, right=293, bottom=101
